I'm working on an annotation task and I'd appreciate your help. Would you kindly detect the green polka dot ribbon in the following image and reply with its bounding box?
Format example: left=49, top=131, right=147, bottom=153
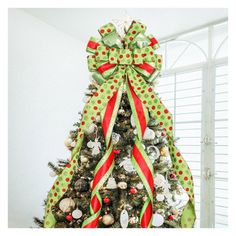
left=43, top=21, right=196, bottom=228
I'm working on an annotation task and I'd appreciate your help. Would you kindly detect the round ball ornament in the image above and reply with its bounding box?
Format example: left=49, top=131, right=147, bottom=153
left=156, top=194, right=165, bottom=201
left=152, top=213, right=164, bottom=227
left=65, top=214, right=73, bottom=222
left=102, top=214, right=115, bottom=226
left=72, top=209, right=83, bottom=219
left=160, top=146, right=169, bottom=157
left=117, top=181, right=127, bottom=189
left=59, top=198, right=75, bottom=213
left=143, top=127, right=155, bottom=140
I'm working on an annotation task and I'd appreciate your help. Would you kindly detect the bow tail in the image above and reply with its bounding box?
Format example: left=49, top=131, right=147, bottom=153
left=128, top=67, right=196, bottom=228
left=82, top=83, right=123, bottom=228
left=126, top=77, right=154, bottom=228
left=43, top=73, right=124, bottom=228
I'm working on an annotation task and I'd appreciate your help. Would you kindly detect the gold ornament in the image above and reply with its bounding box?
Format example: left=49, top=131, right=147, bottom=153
left=102, top=214, right=115, bottom=225
left=160, top=146, right=169, bottom=157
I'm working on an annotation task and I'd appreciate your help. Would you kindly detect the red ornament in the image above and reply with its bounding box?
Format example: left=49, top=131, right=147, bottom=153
left=103, top=197, right=110, bottom=204
left=66, top=214, right=73, bottom=222
left=130, top=187, right=137, bottom=194
left=114, top=149, right=120, bottom=154
left=169, top=173, right=176, bottom=179
left=168, top=215, right=174, bottom=221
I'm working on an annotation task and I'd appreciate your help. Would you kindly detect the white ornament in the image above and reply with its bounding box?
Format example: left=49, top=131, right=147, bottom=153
left=154, top=174, right=166, bottom=188
left=72, top=209, right=82, bottom=219
left=152, top=213, right=164, bottom=227
left=119, top=158, right=135, bottom=173
left=133, top=129, right=138, bottom=135
left=143, top=127, right=155, bottom=140
left=49, top=171, right=56, bottom=177
left=120, top=209, right=129, bottom=228
left=87, top=138, right=101, bottom=155
left=112, top=132, right=121, bottom=145
left=59, top=198, right=75, bottom=213
left=129, top=216, right=139, bottom=224
left=70, top=141, right=76, bottom=148
left=102, top=214, right=115, bottom=225
left=130, top=115, right=136, bottom=128
left=80, top=155, right=88, bottom=163
left=86, top=123, right=97, bottom=135
left=106, top=177, right=117, bottom=189
left=117, top=181, right=127, bottom=189
left=136, top=182, right=144, bottom=190
left=156, top=194, right=165, bottom=201
left=64, top=138, right=73, bottom=147
left=155, top=130, right=162, bottom=137
left=147, top=146, right=160, bottom=163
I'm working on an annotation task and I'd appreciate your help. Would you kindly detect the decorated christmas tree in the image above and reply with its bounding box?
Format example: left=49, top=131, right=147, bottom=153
left=35, top=20, right=196, bottom=228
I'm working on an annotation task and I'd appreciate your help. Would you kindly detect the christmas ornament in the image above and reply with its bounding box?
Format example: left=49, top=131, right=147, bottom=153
left=147, top=146, right=160, bottom=163
left=102, top=214, right=115, bottom=226
left=119, top=157, right=135, bottom=172
left=118, top=108, right=125, bottom=115
left=136, top=182, right=144, bottom=190
left=49, top=171, right=57, bottom=177
left=106, top=177, right=117, bottom=189
left=59, top=198, right=75, bottom=213
left=74, top=179, right=89, bottom=192
left=154, top=174, right=166, bottom=188
left=129, top=187, right=137, bottom=194
left=114, top=149, right=120, bottom=154
left=143, top=127, right=155, bottom=140
left=117, top=181, right=127, bottom=189
left=87, top=138, right=101, bottom=155
left=120, top=209, right=129, bottom=228
left=85, top=123, right=97, bottom=135
left=160, top=146, right=169, bottom=157
left=156, top=194, right=165, bottom=201
left=80, top=155, right=89, bottom=163
left=72, top=209, right=83, bottom=219
left=66, top=214, right=73, bottom=222
left=171, top=207, right=179, bottom=216
left=152, top=213, right=164, bottom=227
left=168, top=215, right=174, bottom=221
left=129, top=216, right=139, bottom=225
left=70, top=141, right=76, bottom=148
left=64, top=138, right=73, bottom=148
left=112, top=132, right=121, bottom=144
left=103, top=197, right=110, bottom=204
left=130, top=115, right=135, bottom=128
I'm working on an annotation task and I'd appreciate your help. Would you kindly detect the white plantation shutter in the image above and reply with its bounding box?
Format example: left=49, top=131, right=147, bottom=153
left=157, top=20, right=228, bottom=228
left=214, top=65, right=228, bottom=227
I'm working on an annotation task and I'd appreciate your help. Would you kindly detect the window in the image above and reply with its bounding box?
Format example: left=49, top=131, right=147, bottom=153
left=156, top=20, right=228, bottom=228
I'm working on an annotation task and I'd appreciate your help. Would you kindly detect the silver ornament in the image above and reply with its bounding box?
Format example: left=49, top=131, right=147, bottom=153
left=87, top=138, right=101, bottom=155
left=120, top=209, right=129, bottom=228
left=106, top=177, right=117, bottom=189
left=80, top=155, right=89, bottom=163
left=143, top=127, right=155, bottom=140
left=156, top=194, right=165, bottom=201
left=154, top=174, right=166, bottom=188
left=147, top=146, right=160, bottom=163
left=64, top=138, right=73, bottom=147
left=72, top=209, right=82, bottom=219
left=136, top=182, right=144, bottom=190
left=119, top=158, right=135, bottom=173
left=112, top=132, right=121, bottom=145
left=152, top=213, right=164, bottom=227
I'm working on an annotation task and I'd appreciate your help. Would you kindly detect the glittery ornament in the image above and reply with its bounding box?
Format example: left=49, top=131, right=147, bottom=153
left=154, top=174, right=166, bottom=188
left=120, top=209, right=129, bottom=228
left=74, top=179, right=89, bottom=192
left=102, top=214, right=115, bottom=226
left=112, top=132, right=121, bottom=144
left=160, top=146, right=169, bottom=157
left=136, top=182, right=144, bottom=190
left=72, top=209, right=83, bottom=219
left=106, top=177, right=117, bottom=189
left=87, top=138, right=101, bottom=155
left=156, top=194, right=165, bottom=201
left=85, top=123, right=97, bottom=135
left=59, top=198, right=75, bottom=213
left=152, top=213, right=164, bottom=227
left=143, top=127, right=155, bottom=140
left=119, top=158, right=135, bottom=172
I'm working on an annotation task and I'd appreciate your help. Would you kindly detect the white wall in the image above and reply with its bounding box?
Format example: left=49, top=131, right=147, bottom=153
left=8, top=9, right=88, bottom=227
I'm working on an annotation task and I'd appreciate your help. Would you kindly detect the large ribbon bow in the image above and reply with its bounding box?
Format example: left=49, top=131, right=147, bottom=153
left=43, top=21, right=196, bottom=228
